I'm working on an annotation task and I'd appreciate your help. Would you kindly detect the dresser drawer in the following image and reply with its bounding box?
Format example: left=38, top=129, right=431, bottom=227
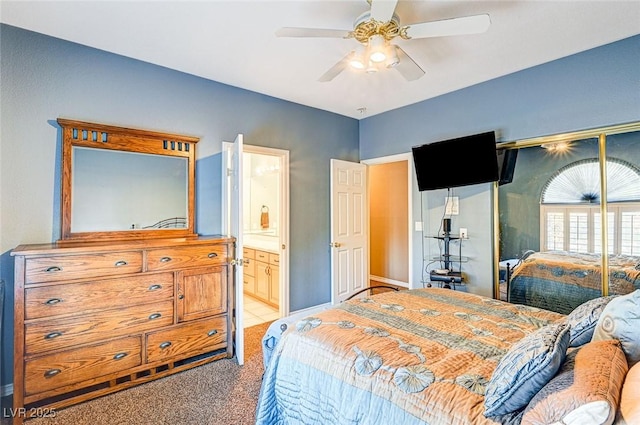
left=25, top=300, right=174, bottom=355
left=24, top=336, right=142, bottom=395
left=25, top=273, right=174, bottom=320
left=25, top=251, right=143, bottom=284
left=147, top=245, right=227, bottom=271
left=146, top=316, right=228, bottom=363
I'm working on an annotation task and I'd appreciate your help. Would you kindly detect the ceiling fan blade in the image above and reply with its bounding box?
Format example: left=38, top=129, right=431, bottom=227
left=405, top=14, right=491, bottom=39
left=318, top=53, right=351, bottom=82
left=394, top=47, right=425, bottom=81
left=275, top=27, right=351, bottom=38
left=370, top=0, right=399, bottom=22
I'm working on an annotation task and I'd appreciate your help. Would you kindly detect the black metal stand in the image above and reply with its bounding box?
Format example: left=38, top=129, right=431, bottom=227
left=429, top=227, right=463, bottom=289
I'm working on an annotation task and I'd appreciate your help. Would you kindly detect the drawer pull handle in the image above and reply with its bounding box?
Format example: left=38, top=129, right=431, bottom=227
left=113, top=352, right=128, bottom=360
left=148, top=284, right=163, bottom=291
left=45, top=266, right=62, bottom=273
left=45, top=298, right=62, bottom=305
left=159, top=341, right=172, bottom=349
left=207, top=329, right=218, bottom=337
left=160, top=257, right=172, bottom=263
left=114, top=260, right=128, bottom=267
left=44, top=332, right=63, bottom=340
left=208, top=252, right=218, bottom=258
left=44, top=369, right=61, bottom=378
left=178, top=294, right=184, bottom=300
left=148, top=313, right=162, bottom=320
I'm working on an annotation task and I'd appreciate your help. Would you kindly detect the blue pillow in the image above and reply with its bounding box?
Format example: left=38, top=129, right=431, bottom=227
left=484, top=323, right=571, bottom=417
left=592, top=289, right=640, bottom=366
left=564, top=296, right=616, bottom=347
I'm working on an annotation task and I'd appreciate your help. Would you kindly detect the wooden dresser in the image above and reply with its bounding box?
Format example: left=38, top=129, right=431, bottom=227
left=11, top=236, right=234, bottom=423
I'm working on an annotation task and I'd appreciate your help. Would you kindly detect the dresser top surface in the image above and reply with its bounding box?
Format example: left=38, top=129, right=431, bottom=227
left=12, top=235, right=235, bottom=256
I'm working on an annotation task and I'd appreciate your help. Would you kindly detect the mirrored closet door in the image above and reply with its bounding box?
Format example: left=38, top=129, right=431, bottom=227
left=495, top=122, right=640, bottom=313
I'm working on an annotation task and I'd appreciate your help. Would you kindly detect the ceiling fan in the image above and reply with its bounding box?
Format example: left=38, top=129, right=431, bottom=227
left=275, top=0, right=491, bottom=82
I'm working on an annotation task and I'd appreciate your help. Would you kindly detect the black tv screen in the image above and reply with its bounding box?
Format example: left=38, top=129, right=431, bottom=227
left=412, top=131, right=499, bottom=191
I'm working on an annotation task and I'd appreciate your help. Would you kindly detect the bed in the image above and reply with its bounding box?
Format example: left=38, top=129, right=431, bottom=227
left=508, top=251, right=640, bottom=314
left=257, top=288, right=562, bottom=424
left=256, top=287, right=639, bottom=425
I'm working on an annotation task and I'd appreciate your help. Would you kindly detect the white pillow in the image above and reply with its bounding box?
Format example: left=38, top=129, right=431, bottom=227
left=550, top=401, right=611, bottom=425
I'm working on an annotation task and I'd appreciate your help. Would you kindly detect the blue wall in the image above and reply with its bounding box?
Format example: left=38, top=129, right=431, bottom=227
left=360, top=35, right=640, bottom=291
left=360, top=35, right=640, bottom=158
left=0, top=24, right=359, bottom=388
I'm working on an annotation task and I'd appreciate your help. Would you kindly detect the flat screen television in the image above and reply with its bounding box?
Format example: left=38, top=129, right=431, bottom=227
left=412, top=131, right=499, bottom=191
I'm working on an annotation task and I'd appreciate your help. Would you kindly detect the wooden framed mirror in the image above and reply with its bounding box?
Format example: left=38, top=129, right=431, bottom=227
left=58, top=118, right=199, bottom=243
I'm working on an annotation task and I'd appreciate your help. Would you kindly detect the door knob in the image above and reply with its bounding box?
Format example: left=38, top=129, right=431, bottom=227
left=329, top=242, right=341, bottom=248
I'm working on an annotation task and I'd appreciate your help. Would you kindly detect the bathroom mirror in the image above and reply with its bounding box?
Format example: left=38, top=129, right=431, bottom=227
left=58, top=118, right=199, bottom=243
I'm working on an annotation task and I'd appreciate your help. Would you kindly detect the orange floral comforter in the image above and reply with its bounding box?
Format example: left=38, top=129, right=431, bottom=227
left=256, top=288, right=563, bottom=425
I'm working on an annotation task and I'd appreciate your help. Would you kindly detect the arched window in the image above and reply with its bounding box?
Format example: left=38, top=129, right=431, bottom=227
left=542, top=158, right=640, bottom=203
left=540, top=158, right=640, bottom=255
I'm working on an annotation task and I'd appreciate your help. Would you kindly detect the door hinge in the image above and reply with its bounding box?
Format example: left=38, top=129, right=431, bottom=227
left=230, top=258, right=244, bottom=266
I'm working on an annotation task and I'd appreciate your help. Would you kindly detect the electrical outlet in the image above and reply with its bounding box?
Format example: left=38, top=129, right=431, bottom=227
left=459, top=228, right=468, bottom=239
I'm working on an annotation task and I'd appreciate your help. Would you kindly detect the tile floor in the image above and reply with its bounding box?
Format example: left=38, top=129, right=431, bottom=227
left=244, top=295, right=280, bottom=328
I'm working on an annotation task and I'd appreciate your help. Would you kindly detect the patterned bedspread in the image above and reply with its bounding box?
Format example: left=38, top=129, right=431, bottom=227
left=256, top=288, right=563, bottom=425
left=509, top=251, right=640, bottom=314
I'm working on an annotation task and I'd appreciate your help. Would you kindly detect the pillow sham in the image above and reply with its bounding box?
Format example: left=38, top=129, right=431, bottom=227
left=484, top=323, right=570, bottom=417
left=617, top=361, right=640, bottom=424
left=564, top=296, right=616, bottom=347
left=592, top=289, right=640, bottom=366
left=521, top=339, right=628, bottom=425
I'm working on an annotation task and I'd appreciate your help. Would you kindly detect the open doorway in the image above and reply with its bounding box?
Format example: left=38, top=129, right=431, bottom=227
left=242, top=145, right=289, bottom=327
left=364, top=153, right=412, bottom=290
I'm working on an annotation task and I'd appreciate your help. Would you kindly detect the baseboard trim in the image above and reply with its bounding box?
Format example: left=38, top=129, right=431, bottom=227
left=369, top=275, right=409, bottom=288
left=2, top=383, right=13, bottom=397
left=288, top=302, right=332, bottom=320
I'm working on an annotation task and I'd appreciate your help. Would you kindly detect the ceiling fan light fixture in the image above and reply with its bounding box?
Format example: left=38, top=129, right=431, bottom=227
left=278, top=2, right=490, bottom=82
left=368, top=34, right=386, bottom=62
left=385, top=45, right=400, bottom=68
left=349, top=45, right=366, bottom=69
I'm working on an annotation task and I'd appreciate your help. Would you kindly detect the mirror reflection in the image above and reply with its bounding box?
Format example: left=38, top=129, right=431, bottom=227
left=242, top=152, right=280, bottom=241
left=71, top=147, right=188, bottom=232
left=498, top=129, right=640, bottom=314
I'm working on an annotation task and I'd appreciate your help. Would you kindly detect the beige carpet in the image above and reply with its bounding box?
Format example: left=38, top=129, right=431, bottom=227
left=4, top=321, right=273, bottom=425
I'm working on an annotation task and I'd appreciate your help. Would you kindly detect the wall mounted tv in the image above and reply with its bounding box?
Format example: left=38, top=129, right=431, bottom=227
left=412, top=131, right=499, bottom=191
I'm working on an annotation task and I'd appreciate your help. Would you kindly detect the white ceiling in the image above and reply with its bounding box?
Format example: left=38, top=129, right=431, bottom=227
left=2, top=1, right=639, bottom=120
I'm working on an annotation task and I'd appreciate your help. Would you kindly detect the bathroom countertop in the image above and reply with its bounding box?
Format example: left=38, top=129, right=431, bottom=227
left=244, top=235, right=279, bottom=253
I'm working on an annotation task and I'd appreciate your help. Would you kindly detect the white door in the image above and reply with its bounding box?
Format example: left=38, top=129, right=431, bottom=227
left=330, top=159, right=368, bottom=303
left=222, top=134, right=245, bottom=365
